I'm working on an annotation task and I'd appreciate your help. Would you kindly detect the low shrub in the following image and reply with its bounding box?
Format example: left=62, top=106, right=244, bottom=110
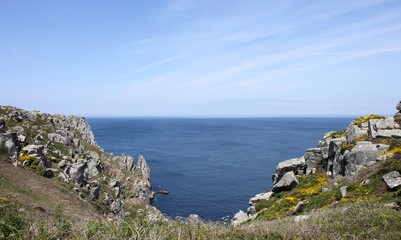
left=354, top=114, right=385, bottom=127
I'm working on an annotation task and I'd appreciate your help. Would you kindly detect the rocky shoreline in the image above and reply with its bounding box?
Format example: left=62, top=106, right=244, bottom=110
left=0, top=106, right=157, bottom=219
left=233, top=100, right=401, bottom=226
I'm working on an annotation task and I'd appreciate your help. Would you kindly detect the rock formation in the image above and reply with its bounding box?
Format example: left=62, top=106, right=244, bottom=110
left=233, top=100, right=401, bottom=226
left=0, top=106, right=155, bottom=218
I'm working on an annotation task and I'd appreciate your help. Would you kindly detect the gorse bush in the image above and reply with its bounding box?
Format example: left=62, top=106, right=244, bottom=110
left=354, top=114, right=385, bottom=127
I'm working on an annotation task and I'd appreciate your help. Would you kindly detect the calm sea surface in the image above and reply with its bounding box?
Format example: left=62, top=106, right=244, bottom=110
left=87, top=117, right=352, bottom=221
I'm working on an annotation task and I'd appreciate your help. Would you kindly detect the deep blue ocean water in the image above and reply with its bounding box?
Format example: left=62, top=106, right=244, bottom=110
left=87, top=117, right=352, bottom=221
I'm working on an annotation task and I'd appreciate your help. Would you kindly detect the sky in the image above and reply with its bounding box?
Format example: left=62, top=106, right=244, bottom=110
left=0, top=0, right=400, bottom=117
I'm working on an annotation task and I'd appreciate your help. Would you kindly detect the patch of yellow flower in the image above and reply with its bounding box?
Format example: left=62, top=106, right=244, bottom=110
left=284, top=196, right=298, bottom=203
left=19, top=155, right=30, bottom=162
left=297, top=175, right=327, bottom=197
left=354, top=114, right=384, bottom=127
left=387, top=147, right=401, bottom=155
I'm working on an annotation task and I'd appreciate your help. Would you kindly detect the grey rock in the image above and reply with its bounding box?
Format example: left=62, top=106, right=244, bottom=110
left=346, top=123, right=368, bottom=143
left=110, top=199, right=124, bottom=217
left=375, top=129, right=401, bottom=138
left=22, top=144, right=44, bottom=156
left=383, top=171, right=401, bottom=190
left=273, top=171, right=299, bottom=192
left=328, top=138, right=346, bottom=158
left=249, top=191, right=274, bottom=205
left=274, top=157, right=305, bottom=183
left=247, top=206, right=257, bottom=215
left=345, top=142, right=389, bottom=175
left=232, top=210, right=250, bottom=226
left=90, top=184, right=100, bottom=200
left=340, top=186, right=347, bottom=198
left=47, top=133, right=67, bottom=144
left=396, top=101, right=401, bottom=111
left=87, top=159, right=102, bottom=177
left=0, top=131, right=19, bottom=154
left=304, top=148, right=322, bottom=174
left=293, top=201, right=305, bottom=214
left=69, top=162, right=87, bottom=186
left=0, top=118, right=5, bottom=132
left=58, top=160, right=67, bottom=169
left=58, top=172, right=70, bottom=183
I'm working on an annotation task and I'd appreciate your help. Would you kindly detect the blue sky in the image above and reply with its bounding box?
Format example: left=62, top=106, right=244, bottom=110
left=0, top=0, right=400, bottom=117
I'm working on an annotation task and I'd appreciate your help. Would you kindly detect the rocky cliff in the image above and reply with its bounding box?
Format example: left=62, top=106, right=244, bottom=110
left=0, top=106, right=155, bottom=219
left=233, top=100, right=401, bottom=226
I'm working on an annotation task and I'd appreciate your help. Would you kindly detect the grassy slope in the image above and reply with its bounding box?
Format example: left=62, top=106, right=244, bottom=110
left=0, top=154, right=101, bottom=223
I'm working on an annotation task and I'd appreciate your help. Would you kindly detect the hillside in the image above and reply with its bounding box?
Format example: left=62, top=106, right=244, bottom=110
left=1, top=103, right=401, bottom=239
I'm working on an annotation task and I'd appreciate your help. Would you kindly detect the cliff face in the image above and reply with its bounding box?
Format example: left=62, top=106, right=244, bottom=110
left=0, top=106, right=155, bottom=218
left=233, top=101, right=401, bottom=226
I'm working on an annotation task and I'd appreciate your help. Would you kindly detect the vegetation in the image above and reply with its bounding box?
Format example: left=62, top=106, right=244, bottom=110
left=340, top=143, right=354, bottom=153
left=327, top=130, right=346, bottom=139
left=353, top=114, right=385, bottom=127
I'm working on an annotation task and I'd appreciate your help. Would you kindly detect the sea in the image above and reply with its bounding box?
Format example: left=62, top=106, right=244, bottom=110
left=87, top=117, right=353, bottom=221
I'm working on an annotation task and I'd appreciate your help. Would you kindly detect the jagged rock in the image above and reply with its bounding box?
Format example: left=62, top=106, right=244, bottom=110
left=69, top=162, right=87, bottom=186
left=249, top=191, right=274, bottom=205
left=247, top=206, right=257, bottom=215
left=396, top=101, right=401, bottom=111
left=345, top=142, right=389, bottom=175
left=273, top=171, right=299, bottom=192
left=273, top=157, right=305, bottom=183
left=22, top=144, right=44, bottom=156
left=87, top=159, right=102, bottom=177
left=232, top=210, right=250, bottom=226
left=17, top=134, right=26, bottom=143
left=383, top=171, right=401, bottom=190
left=328, top=138, right=346, bottom=158
left=47, top=133, right=67, bottom=144
left=58, top=160, right=67, bottom=169
left=304, top=148, right=322, bottom=174
left=0, top=118, right=5, bottom=132
left=0, top=131, right=19, bottom=154
left=110, top=199, right=124, bottom=217
left=90, top=181, right=100, bottom=200
left=346, top=123, right=368, bottom=143
left=59, top=172, right=70, bottom=183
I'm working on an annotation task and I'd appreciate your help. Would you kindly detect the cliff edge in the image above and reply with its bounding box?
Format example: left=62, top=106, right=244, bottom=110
left=0, top=106, right=156, bottom=220
left=233, top=100, right=401, bottom=226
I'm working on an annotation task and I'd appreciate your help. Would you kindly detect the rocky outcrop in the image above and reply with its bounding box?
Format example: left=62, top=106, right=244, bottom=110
left=235, top=100, right=401, bottom=226
left=273, top=157, right=305, bottom=184
left=345, top=142, right=388, bottom=175
left=0, top=105, right=155, bottom=219
left=272, top=171, right=299, bottom=192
